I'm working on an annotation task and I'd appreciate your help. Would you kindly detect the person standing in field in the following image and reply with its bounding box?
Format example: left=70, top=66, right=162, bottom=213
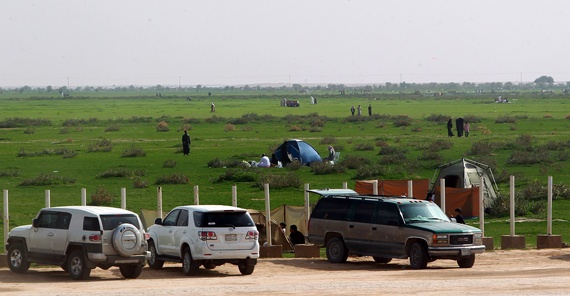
left=182, top=130, right=191, bottom=156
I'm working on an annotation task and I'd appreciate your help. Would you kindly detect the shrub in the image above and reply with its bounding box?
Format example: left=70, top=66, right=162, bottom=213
left=156, top=121, right=169, bottom=132
left=133, top=178, right=149, bottom=188
left=212, top=169, right=257, bottom=183
left=257, top=172, right=302, bottom=189
left=121, top=145, right=146, bottom=157
left=354, top=143, right=374, bottom=151
left=156, top=173, right=189, bottom=185
left=90, top=185, right=114, bottom=206
left=88, top=138, right=113, bottom=152
left=224, top=124, right=236, bottom=132
left=339, top=155, right=370, bottom=169
left=310, top=162, right=346, bottom=175
left=162, top=160, right=177, bottom=168
left=105, top=124, right=120, bottom=132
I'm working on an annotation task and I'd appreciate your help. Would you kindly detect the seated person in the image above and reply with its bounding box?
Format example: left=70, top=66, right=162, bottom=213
left=289, top=224, right=305, bottom=246
left=257, top=154, right=271, bottom=168
left=327, top=146, right=336, bottom=161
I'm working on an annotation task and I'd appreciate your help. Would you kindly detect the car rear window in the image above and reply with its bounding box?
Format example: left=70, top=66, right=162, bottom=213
left=193, top=211, right=254, bottom=227
left=100, top=214, right=141, bottom=230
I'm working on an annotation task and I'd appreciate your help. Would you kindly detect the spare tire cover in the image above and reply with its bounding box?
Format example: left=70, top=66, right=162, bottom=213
left=112, top=223, right=142, bottom=257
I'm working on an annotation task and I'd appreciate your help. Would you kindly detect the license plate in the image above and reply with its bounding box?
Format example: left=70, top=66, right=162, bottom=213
left=225, top=234, right=237, bottom=241
left=461, top=248, right=471, bottom=256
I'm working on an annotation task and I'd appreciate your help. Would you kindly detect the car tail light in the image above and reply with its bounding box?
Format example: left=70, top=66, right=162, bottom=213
left=245, top=230, right=258, bottom=240
left=199, top=231, right=218, bottom=241
left=89, top=234, right=101, bottom=241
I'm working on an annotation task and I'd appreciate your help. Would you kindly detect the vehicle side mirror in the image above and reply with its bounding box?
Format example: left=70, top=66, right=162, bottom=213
left=154, top=218, right=163, bottom=225
left=32, top=218, right=39, bottom=228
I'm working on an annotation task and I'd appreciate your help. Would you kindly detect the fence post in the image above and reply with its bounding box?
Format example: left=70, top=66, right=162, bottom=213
left=232, top=185, right=237, bottom=207
left=121, top=187, right=126, bottom=209
left=81, top=188, right=87, bottom=206
left=45, top=189, right=50, bottom=208
left=194, top=185, right=199, bottom=205
left=157, top=187, right=163, bottom=219
left=264, top=183, right=271, bottom=246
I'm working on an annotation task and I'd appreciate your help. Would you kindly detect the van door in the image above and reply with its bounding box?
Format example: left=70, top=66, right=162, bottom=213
left=346, top=200, right=376, bottom=254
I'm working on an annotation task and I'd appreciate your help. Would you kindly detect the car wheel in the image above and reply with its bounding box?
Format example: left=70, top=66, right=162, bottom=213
left=67, top=250, right=91, bottom=280
left=7, top=243, right=30, bottom=273
left=147, top=241, right=164, bottom=270
left=457, top=254, right=476, bottom=268
left=372, top=257, right=392, bottom=264
left=182, top=247, right=199, bottom=276
left=112, top=223, right=142, bottom=257
left=409, top=242, right=428, bottom=269
left=326, top=237, right=348, bottom=263
left=119, top=264, right=143, bottom=279
left=238, top=259, right=255, bottom=275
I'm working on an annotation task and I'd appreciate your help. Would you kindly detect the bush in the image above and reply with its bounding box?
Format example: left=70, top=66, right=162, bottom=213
left=156, top=121, right=169, bottom=132
left=90, top=185, right=114, bottom=206
left=162, top=160, right=177, bottom=168
left=88, top=139, right=113, bottom=152
left=257, top=171, right=302, bottom=189
left=156, top=173, right=189, bottom=185
left=121, top=145, right=146, bottom=157
left=310, top=162, right=346, bottom=175
left=212, top=169, right=257, bottom=183
left=339, top=155, right=370, bottom=170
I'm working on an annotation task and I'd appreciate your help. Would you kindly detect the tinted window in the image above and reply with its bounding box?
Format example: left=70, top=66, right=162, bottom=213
left=177, top=210, right=189, bottom=226
left=100, top=214, right=140, bottom=230
left=163, top=209, right=180, bottom=226
left=83, top=217, right=101, bottom=231
left=311, top=198, right=351, bottom=221
left=374, top=203, right=401, bottom=225
left=350, top=200, right=375, bottom=223
left=193, top=211, right=254, bottom=227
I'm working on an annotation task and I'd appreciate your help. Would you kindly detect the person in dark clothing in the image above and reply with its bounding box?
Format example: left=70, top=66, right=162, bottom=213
left=447, top=119, right=454, bottom=137
left=454, top=208, right=465, bottom=224
left=182, top=130, right=191, bottom=156
left=289, top=225, right=305, bottom=246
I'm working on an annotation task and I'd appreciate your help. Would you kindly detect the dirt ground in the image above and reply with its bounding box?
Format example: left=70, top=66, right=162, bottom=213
left=1, top=249, right=570, bottom=295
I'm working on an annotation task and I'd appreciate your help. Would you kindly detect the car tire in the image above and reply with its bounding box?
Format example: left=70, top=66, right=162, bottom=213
left=326, top=237, right=348, bottom=263
left=372, top=257, right=392, bottom=264
left=457, top=254, right=476, bottom=268
left=182, top=247, right=199, bottom=276
left=112, top=223, right=142, bottom=257
left=119, top=264, right=143, bottom=279
left=7, top=243, right=30, bottom=273
left=67, top=250, right=91, bottom=280
left=147, top=240, right=164, bottom=270
left=409, top=242, right=428, bottom=269
left=238, top=259, right=255, bottom=275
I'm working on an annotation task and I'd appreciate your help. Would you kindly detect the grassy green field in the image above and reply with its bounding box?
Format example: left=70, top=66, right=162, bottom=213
left=1, top=89, right=570, bottom=252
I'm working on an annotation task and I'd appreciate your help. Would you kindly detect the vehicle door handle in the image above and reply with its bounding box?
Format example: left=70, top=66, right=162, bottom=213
left=372, top=227, right=377, bottom=231
left=349, top=225, right=354, bottom=229
left=48, top=232, right=55, bottom=236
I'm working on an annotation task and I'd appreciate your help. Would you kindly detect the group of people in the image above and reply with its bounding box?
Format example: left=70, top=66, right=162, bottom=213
left=446, top=118, right=470, bottom=137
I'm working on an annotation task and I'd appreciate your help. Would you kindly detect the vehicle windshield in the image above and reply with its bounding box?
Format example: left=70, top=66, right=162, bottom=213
left=193, top=211, right=254, bottom=228
left=100, top=214, right=141, bottom=230
left=399, top=203, right=450, bottom=223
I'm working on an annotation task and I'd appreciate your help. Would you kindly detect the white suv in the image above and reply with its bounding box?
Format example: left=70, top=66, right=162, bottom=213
left=147, top=205, right=259, bottom=275
left=6, top=206, right=149, bottom=280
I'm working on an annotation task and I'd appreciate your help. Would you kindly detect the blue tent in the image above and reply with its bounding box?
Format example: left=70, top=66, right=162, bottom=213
left=273, top=139, right=322, bottom=166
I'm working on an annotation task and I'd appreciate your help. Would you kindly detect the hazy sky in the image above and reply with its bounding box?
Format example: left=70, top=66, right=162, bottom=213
left=2, top=0, right=569, bottom=87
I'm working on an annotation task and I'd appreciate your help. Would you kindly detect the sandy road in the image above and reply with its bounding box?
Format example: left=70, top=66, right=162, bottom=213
left=1, top=249, right=570, bottom=295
